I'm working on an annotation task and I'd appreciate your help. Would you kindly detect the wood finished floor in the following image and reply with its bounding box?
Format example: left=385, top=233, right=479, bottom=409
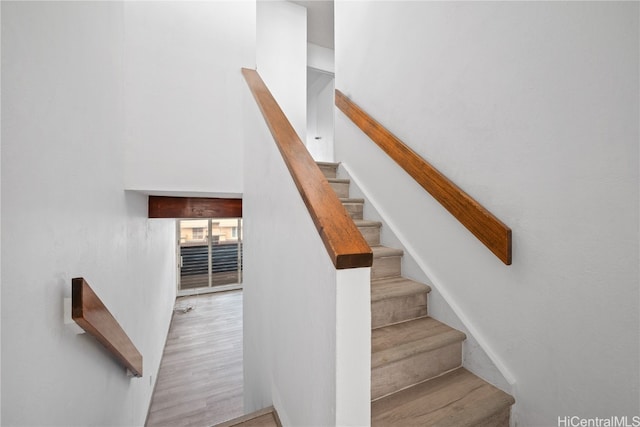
left=147, top=290, right=244, bottom=427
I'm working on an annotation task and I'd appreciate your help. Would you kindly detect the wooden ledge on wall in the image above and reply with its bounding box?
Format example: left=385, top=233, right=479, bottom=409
left=148, top=196, right=242, bottom=219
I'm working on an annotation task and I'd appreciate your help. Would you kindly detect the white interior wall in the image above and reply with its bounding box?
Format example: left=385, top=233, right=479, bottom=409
left=335, top=2, right=639, bottom=426
left=308, top=43, right=335, bottom=74
left=243, top=78, right=370, bottom=426
left=307, top=70, right=334, bottom=162
left=315, top=78, right=335, bottom=162
left=123, top=1, right=256, bottom=196
left=0, top=2, right=3, bottom=419
left=308, top=80, right=318, bottom=151
left=307, top=43, right=335, bottom=162
left=256, top=0, right=306, bottom=143
left=242, top=82, right=337, bottom=426
left=335, top=267, right=370, bottom=426
left=1, top=3, right=176, bottom=425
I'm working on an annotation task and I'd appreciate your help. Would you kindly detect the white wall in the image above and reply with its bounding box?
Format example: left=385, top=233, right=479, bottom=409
left=335, top=2, right=639, bottom=426
left=256, top=0, right=307, bottom=142
left=308, top=43, right=335, bottom=74
left=124, top=1, right=256, bottom=196
left=1, top=3, right=176, bottom=425
left=315, top=78, right=335, bottom=161
left=242, top=77, right=369, bottom=426
left=0, top=2, right=3, bottom=419
left=307, top=69, right=335, bottom=162
left=335, top=268, right=370, bottom=426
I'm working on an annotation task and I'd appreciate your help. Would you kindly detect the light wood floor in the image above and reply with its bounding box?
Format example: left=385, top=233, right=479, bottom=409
left=146, top=290, right=244, bottom=427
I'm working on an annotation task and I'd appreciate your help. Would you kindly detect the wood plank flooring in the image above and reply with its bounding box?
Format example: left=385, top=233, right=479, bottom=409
left=146, top=290, right=244, bottom=427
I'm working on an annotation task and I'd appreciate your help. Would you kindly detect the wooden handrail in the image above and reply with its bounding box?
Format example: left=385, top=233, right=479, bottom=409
left=242, top=68, right=372, bottom=269
left=72, top=278, right=143, bottom=377
left=335, top=90, right=512, bottom=265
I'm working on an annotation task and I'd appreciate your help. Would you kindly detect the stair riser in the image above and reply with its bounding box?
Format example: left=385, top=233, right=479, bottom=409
left=359, top=226, right=380, bottom=246
left=372, top=294, right=428, bottom=329
left=318, top=165, right=337, bottom=179
left=330, top=181, right=350, bottom=198
left=371, top=256, right=402, bottom=280
left=342, top=203, right=363, bottom=220
left=372, top=342, right=463, bottom=400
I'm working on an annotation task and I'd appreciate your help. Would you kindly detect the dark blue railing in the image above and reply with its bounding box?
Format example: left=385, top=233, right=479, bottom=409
left=180, top=243, right=242, bottom=276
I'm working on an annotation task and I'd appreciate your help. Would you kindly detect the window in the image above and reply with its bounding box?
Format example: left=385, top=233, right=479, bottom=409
left=177, top=218, right=243, bottom=295
left=192, top=227, right=205, bottom=240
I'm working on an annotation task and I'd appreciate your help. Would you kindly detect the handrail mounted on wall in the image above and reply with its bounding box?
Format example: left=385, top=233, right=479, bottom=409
left=335, top=89, right=512, bottom=265
left=72, top=277, right=143, bottom=377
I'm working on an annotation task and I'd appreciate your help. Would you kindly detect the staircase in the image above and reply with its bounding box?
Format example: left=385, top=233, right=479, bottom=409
left=319, top=161, right=515, bottom=427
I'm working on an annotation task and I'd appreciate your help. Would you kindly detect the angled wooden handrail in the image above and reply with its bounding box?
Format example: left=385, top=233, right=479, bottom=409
left=242, top=68, right=372, bottom=269
left=72, top=278, right=143, bottom=377
left=335, top=90, right=512, bottom=265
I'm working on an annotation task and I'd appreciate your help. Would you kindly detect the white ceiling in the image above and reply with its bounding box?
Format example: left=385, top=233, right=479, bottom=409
left=289, top=0, right=334, bottom=49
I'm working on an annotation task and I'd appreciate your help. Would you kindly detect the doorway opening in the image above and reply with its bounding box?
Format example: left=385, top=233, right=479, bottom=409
left=176, top=218, right=243, bottom=296
left=307, top=67, right=335, bottom=162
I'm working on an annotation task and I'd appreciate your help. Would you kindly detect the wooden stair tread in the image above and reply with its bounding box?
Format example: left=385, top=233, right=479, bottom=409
left=327, top=178, right=350, bottom=184
left=353, top=219, right=382, bottom=228
left=371, top=368, right=515, bottom=427
left=339, top=198, right=365, bottom=204
left=372, top=317, right=466, bottom=368
left=316, top=161, right=340, bottom=167
left=371, top=277, right=431, bottom=302
left=372, top=245, right=404, bottom=258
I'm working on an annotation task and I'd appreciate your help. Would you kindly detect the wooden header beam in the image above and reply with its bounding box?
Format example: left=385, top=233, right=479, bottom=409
left=148, top=196, right=242, bottom=219
left=72, top=278, right=143, bottom=377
